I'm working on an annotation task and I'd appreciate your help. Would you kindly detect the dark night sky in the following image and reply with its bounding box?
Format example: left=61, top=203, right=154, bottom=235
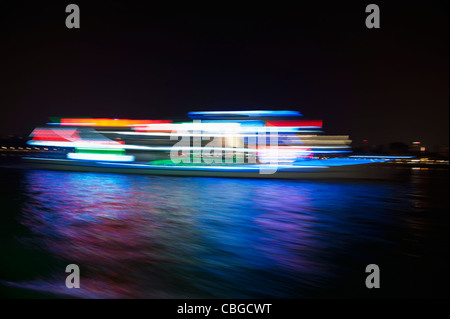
left=0, top=1, right=448, bottom=148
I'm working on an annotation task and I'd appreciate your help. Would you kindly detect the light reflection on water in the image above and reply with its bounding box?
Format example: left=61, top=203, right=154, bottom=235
left=1, top=168, right=448, bottom=298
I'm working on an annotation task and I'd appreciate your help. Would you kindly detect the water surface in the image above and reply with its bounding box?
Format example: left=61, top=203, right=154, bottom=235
left=0, top=167, right=448, bottom=298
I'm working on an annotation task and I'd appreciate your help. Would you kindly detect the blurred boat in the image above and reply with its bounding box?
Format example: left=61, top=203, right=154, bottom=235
left=22, top=110, right=410, bottom=179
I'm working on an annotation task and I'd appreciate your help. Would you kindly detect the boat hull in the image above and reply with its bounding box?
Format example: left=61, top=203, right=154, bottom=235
left=19, top=158, right=399, bottom=180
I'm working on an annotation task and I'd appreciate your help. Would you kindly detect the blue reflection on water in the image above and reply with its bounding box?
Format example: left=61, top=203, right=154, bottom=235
left=2, top=168, right=448, bottom=298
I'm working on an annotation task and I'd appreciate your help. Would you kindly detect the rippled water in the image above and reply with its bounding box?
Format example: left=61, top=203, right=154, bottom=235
left=0, top=167, right=448, bottom=298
